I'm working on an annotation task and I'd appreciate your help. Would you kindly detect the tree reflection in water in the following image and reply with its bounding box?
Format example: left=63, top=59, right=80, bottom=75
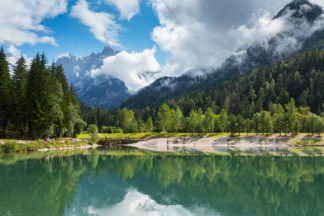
left=0, top=151, right=323, bottom=216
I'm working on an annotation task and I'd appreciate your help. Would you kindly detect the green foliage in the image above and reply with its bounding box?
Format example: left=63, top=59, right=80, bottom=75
left=306, top=114, right=324, bottom=135
left=145, top=117, right=154, bottom=133
left=156, top=104, right=172, bottom=132
left=1, top=142, right=19, bottom=153
left=81, top=49, right=324, bottom=135
left=218, top=109, right=228, bottom=133
left=0, top=50, right=85, bottom=139
left=0, top=48, right=12, bottom=138
left=87, top=124, right=98, bottom=134
left=87, top=124, right=99, bottom=144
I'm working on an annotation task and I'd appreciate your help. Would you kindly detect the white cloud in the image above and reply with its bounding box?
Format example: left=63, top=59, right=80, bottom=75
left=71, top=0, right=121, bottom=47
left=312, top=0, right=324, bottom=7
left=0, top=0, right=67, bottom=46
left=149, top=0, right=324, bottom=77
left=234, top=2, right=324, bottom=57
left=91, top=47, right=160, bottom=93
left=6, top=45, right=32, bottom=71
left=68, top=189, right=219, bottom=216
left=57, top=53, right=72, bottom=59
left=104, top=0, right=140, bottom=20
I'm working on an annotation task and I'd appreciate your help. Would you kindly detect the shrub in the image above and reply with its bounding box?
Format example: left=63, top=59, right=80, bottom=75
left=87, top=124, right=99, bottom=144
left=87, top=124, right=98, bottom=134
left=114, top=127, right=123, bottom=133
left=1, top=142, right=19, bottom=153
left=101, top=126, right=123, bottom=134
left=102, top=126, right=114, bottom=133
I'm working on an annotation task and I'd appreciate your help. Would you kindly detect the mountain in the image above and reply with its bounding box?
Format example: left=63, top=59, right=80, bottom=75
left=122, top=0, right=324, bottom=110
left=56, top=46, right=131, bottom=109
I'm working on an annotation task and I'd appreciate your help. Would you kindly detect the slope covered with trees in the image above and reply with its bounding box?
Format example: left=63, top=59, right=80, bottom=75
left=82, top=49, right=324, bottom=135
left=0, top=48, right=85, bottom=139
left=121, top=0, right=324, bottom=110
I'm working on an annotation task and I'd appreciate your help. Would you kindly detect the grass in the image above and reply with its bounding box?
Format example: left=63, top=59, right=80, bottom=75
left=77, top=132, right=324, bottom=141
left=77, top=132, right=238, bottom=140
left=289, top=136, right=324, bottom=146
left=0, top=139, right=88, bottom=154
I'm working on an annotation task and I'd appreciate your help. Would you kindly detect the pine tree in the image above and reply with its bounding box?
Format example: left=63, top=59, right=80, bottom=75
left=0, top=48, right=12, bottom=138
left=12, top=57, right=28, bottom=138
left=26, top=53, right=52, bottom=138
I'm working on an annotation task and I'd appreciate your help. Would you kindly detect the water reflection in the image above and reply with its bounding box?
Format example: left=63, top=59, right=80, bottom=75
left=0, top=150, right=323, bottom=216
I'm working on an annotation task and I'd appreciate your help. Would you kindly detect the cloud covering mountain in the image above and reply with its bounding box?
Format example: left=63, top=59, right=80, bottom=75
left=122, top=0, right=324, bottom=109
left=56, top=46, right=161, bottom=108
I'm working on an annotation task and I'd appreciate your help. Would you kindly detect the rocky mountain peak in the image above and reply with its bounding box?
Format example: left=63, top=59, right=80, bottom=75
left=274, top=0, right=323, bottom=22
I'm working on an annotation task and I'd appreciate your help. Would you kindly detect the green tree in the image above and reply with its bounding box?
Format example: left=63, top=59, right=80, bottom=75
left=271, top=104, right=285, bottom=135
left=0, top=48, right=12, bottom=138
left=252, top=113, right=261, bottom=134
left=306, top=114, right=323, bottom=136
left=187, top=110, right=199, bottom=134
left=237, top=115, right=244, bottom=135
left=87, top=124, right=99, bottom=144
left=12, top=57, right=27, bottom=138
left=218, top=109, right=228, bottom=133
left=285, top=99, right=300, bottom=135
left=26, top=54, right=52, bottom=138
left=259, top=111, right=272, bottom=134
left=172, top=106, right=184, bottom=132
left=228, top=114, right=237, bottom=136
left=203, top=108, right=216, bottom=133
left=244, top=119, right=253, bottom=135
left=146, top=117, right=154, bottom=132
left=120, top=108, right=135, bottom=132
left=156, top=104, right=172, bottom=132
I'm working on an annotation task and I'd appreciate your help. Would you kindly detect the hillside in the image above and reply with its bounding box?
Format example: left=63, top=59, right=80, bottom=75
left=170, top=49, right=324, bottom=117
left=122, top=0, right=324, bottom=110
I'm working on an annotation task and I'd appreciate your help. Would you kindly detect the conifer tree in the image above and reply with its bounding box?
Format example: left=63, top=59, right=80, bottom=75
left=0, top=48, right=12, bottom=137
left=12, top=57, right=27, bottom=138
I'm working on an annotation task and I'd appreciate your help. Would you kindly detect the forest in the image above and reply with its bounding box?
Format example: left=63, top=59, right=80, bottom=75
left=1, top=46, right=323, bottom=139
left=0, top=48, right=85, bottom=139
left=83, top=49, right=324, bottom=135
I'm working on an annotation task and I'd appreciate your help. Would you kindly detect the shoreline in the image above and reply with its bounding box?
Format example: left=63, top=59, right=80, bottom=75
left=37, top=144, right=101, bottom=152
left=126, top=134, right=324, bottom=155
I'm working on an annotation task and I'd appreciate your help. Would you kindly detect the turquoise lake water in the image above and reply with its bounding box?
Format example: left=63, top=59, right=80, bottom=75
left=0, top=149, right=323, bottom=216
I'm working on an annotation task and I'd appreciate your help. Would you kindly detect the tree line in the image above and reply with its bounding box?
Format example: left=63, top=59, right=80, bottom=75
left=83, top=99, right=323, bottom=135
left=83, top=49, right=324, bottom=135
left=0, top=48, right=85, bottom=139
left=170, top=49, right=324, bottom=117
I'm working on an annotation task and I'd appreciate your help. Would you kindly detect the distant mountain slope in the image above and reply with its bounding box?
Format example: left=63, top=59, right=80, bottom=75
left=122, top=0, right=324, bottom=110
left=172, top=48, right=324, bottom=116
left=56, top=46, right=131, bottom=109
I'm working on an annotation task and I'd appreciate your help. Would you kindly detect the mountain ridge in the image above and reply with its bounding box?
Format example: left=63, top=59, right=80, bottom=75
left=56, top=46, right=131, bottom=109
left=121, top=0, right=324, bottom=110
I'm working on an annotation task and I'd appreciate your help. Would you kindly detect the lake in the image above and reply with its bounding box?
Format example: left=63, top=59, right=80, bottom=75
left=0, top=148, right=323, bottom=216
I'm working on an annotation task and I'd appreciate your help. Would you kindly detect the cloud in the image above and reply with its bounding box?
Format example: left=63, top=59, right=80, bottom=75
left=72, top=189, right=218, bottom=216
left=91, top=47, right=160, bottom=93
left=149, top=0, right=324, bottom=77
left=71, top=0, right=121, bottom=47
left=6, top=45, right=32, bottom=72
left=233, top=1, right=324, bottom=57
left=0, top=0, right=67, bottom=46
left=104, top=0, right=140, bottom=20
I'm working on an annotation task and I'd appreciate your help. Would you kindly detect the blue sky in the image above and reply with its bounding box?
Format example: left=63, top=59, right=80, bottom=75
left=10, top=0, right=168, bottom=64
